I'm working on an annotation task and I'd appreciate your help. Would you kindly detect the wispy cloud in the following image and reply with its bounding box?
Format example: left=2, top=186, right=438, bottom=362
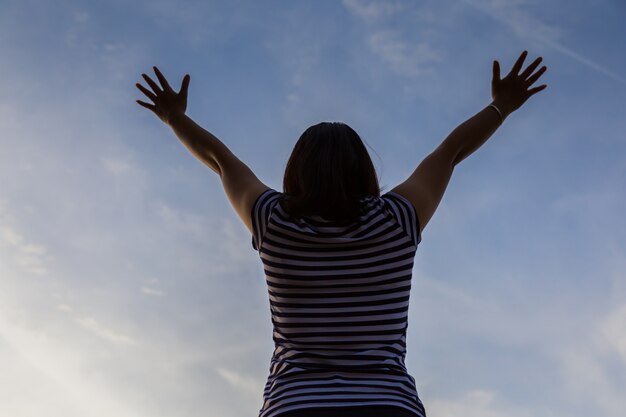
left=216, top=367, right=263, bottom=400
left=262, top=5, right=326, bottom=110
left=461, top=0, right=626, bottom=85
left=101, top=156, right=135, bottom=176
left=141, top=286, right=166, bottom=296
left=342, top=0, right=406, bottom=22
left=144, top=0, right=223, bottom=48
left=0, top=204, right=51, bottom=276
left=427, top=389, right=540, bottom=417
left=75, top=316, right=138, bottom=346
left=551, top=302, right=626, bottom=417
left=58, top=304, right=74, bottom=312
left=538, top=38, right=626, bottom=85
left=599, top=304, right=626, bottom=365
left=341, top=1, right=442, bottom=78
left=155, top=201, right=218, bottom=242
left=367, top=30, right=443, bottom=77
left=0, top=310, right=143, bottom=417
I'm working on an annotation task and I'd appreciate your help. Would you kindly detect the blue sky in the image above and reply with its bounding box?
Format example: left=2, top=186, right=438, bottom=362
left=0, top=0, right=625, bottom=416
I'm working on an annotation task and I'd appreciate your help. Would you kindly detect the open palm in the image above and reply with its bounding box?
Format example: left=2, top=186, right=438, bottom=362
left=136, top=66, right=190, bottom=125
left=492, top=50, right=548, bottom=115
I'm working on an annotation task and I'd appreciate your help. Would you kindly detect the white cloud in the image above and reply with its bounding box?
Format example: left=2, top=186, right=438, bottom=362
left=1, top=226, right=22, bottom=246
left=551, top=302, right=626, bottom=417
left=461, top=0, right=626, bottom=85
left=463, top=0, right=563, bottom=40
left=427, top=389, right=543, bottom=417
left=599, top=304, right=626, bottom=365
left=75, top=316, right=138, bottom=346
left=65, top=11, right=96, bottom=51
left=0, top=219, right=51, bottom=276
left=156, top=201, right=211, bottom=241
left=342, top=0, right=406, bottom=22
left=145, top=0, right=219, bottom=47
left=367, top=30, right=442, bottom=77
left=58, top=304, right=74, bottom=312
left=0, top=310, right=143, bottom=417
left=141, top=286, right=165, bottom=296
left=556, top=345, right=626, bottom=417
left=71, top=10, right=90, bottom=23
left=216, top=367, right=263, bottom=400
left=101, top=156, right=134, bottom=176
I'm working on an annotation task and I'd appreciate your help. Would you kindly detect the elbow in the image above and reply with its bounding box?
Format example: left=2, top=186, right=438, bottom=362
left=200, top=151, right=222, bottom=176
left=434, top=141, right=461, bottom=169
left=451, top=152, right=464, bottom=167
left=211, top=159, right=223, bottom=177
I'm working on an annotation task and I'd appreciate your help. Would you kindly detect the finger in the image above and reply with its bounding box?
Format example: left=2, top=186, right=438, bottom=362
left=527, top=84, right=547, bottom=97
left=142, top=73, right=162, bottom=95
left=520, top=56, right=543, bottom=80
left=136, top=83, right=157, bottom=102
left=153, top=66, right=174, bottom=93
left=492, top=60, right=500, bottom=83
left=510, top=50, right=528, bottom=76
left=179, top=74, right=190, bottom=100
left=526, top=65, right=547, bottom=86
left=136, top=99, right=156, bottom=112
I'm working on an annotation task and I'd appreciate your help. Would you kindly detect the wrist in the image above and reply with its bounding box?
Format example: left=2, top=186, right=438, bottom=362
left=490, top=99, right=512, bottom=120
left=167, top=111, right=187, bottom=127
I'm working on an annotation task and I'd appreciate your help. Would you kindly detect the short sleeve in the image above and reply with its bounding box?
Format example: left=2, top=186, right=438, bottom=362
left=381, top=191, right=422, bottom=248
left=251, top=188, right=283, bottom=251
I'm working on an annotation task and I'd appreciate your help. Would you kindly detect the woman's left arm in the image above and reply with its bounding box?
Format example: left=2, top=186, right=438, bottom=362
left=135, top=67, right=270, bottom=235
left=166, top=111, right=233, bottom=176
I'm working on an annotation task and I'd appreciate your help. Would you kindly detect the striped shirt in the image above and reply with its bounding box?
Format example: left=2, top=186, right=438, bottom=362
left=251, top=188, right=426, bottom=417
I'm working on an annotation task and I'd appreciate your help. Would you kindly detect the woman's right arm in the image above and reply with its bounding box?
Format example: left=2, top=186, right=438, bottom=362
left=390, top=50, right=548, bottom=233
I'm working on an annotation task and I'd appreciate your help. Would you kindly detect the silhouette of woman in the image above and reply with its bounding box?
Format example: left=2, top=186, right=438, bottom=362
left=136, top=50, right=547, bottom=417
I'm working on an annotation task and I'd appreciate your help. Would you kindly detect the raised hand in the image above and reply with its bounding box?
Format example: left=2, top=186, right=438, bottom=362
left=136, top=66, right=190, bottom=125
left=492, top=50, right=547, bottom=116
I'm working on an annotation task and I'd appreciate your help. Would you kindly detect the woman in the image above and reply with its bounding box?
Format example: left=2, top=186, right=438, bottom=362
left=136, top=50, right=548, bottom=417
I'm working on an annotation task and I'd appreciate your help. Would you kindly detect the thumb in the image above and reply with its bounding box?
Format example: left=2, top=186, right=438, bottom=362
left=180, top=74, right=190, bottom=99
left=492, top=60, right=500, bottom=83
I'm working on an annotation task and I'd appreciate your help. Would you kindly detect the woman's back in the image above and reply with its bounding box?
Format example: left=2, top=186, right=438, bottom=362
left=252, top=188, right=426, bottom=417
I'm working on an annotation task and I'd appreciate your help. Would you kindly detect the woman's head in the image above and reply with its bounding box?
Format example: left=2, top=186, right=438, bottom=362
left=282, top=121, right=380, bottom=222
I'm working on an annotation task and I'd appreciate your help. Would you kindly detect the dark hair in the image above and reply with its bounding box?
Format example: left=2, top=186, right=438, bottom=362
left=281, top=121, right=381, bottom=222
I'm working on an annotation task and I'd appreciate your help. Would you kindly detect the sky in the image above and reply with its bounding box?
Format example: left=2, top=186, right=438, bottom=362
left=0, top=0, right=625, bottom=416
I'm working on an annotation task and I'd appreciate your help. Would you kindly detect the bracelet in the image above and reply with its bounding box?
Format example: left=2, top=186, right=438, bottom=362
left=489, top=103, right=504, bottom=123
